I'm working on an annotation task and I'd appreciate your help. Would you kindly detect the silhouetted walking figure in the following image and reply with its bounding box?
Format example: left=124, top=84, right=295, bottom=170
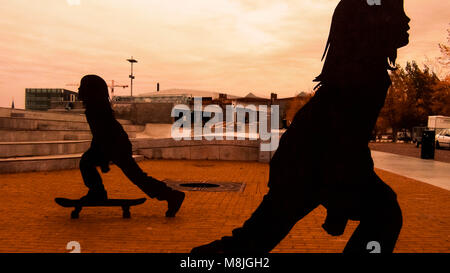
left=77, top=75, right=185, bottom=217
left=192, top=0, right=410, bottom=253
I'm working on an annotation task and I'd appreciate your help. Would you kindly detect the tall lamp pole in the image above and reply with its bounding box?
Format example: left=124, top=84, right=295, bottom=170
left=127, top=56, right=138, bottom=97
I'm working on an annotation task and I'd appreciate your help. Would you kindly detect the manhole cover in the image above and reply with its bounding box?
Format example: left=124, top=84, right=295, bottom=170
left=163, top=180, right=245, bottom=192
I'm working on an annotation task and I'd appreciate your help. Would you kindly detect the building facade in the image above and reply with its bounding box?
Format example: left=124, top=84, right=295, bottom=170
left=25, top=88, right=78, bottom=111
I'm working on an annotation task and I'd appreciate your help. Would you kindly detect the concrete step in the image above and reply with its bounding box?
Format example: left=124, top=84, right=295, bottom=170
left=0, top=153, right=145, bottom=174
left=0, top=130, right=90, bottom=142
left=0, top=140, right=91, bottom=158
left=0, top=107, right=86, bottom=122
left=0, top=117, right=90, bottom=130
left=0, top=130, right=137, bottom=142
left=0, top=138, right=145, bottom=158
left=0, top=117, right=143, bottom=133
left=0, top=107, right=132, bottom=125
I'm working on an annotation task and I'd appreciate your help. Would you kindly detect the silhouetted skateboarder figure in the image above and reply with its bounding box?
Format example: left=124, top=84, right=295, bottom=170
left=192, top=0, right=410, bottom=253
left=77, top=74, right=185, bottom=217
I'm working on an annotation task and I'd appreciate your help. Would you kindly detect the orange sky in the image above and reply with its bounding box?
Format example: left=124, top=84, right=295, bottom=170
left=1, top=0, right=449, bottom=109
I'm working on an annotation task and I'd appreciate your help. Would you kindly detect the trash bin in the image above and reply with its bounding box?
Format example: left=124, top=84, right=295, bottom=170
left=421, top=130, right=435, bottom=160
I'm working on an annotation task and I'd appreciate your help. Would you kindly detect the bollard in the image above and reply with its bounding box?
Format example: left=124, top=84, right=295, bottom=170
left=421, top=130, right=435, bottom=160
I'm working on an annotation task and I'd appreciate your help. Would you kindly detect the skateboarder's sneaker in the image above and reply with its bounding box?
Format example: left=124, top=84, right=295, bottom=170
left=165, top=190, right=185, bottom=217
left=79, top=189, right=108, bottom=203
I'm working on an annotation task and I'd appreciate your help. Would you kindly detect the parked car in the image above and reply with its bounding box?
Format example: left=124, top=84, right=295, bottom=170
left=397, top=131, right=412, bottom=142
left=436, top=129, right=450, bottom=149
left=377, top=135, right=394, bottom=142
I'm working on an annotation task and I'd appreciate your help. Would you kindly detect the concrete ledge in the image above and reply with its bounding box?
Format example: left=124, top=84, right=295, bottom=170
left=0, top=108, right=86, bottom=122
left=1, top=130, right=138, bottom=142
left=0, top=154, right=144, bottom=174
left=0, top=130, right=90, bottom=142
left=141, top=123, right=173, bottom=138
left=0, top=107, right=132, bottom=125
left=0, top=136, right=269, bottom=173
left=136, top=138, right=261, bottom=161
left=0, top=130, right=137, bottom=142
left=0, top=137, right=145, bottom=158
left=0, top=117, right=144, bottom=132
left=0, top=140, right=91, bottom=158
left=258, top=140, right=277, bottom=163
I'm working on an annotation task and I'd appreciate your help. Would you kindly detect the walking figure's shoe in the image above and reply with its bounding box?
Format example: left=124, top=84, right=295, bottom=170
left=191, top=240, right=225, bottom=254
left=165, top=190, right=185, bottom=217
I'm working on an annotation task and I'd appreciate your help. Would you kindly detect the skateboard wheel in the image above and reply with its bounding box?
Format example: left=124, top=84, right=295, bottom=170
left=71, top=211, right=79, bottom=219
left=122, top=206, right=131, bottom=218
left=71, top=207, right=82, bottom=219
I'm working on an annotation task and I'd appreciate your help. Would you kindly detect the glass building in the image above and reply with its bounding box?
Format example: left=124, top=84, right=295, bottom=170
left=25, top=88, right=78, bottom=111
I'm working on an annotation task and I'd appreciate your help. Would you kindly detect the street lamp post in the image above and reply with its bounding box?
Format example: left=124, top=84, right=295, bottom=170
left=127, top=57, right=138, bottom=97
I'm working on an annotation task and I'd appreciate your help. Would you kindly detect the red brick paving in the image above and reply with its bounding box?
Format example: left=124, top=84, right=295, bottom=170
left=0, top=160, right=448, bottom=253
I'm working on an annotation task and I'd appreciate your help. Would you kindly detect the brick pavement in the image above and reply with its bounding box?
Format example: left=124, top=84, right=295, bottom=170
left=0, top=160, right=448, bottom=253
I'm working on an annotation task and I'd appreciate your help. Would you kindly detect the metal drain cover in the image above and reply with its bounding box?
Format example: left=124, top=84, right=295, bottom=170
left=163, top=180, right=245, bottom=192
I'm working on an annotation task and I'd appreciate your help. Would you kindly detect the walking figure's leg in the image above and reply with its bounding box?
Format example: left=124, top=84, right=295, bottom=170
left=343, top=174, right=402, bottom=254
left=192, top=190, right=319, bottom=253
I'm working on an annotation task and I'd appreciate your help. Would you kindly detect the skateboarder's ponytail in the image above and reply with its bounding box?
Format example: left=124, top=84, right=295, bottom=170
left=78, top=75, right=110, bottom=106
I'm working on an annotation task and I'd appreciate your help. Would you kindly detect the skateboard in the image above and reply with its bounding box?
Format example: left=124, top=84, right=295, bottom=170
left=55, top=197, right=146, bottom=219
